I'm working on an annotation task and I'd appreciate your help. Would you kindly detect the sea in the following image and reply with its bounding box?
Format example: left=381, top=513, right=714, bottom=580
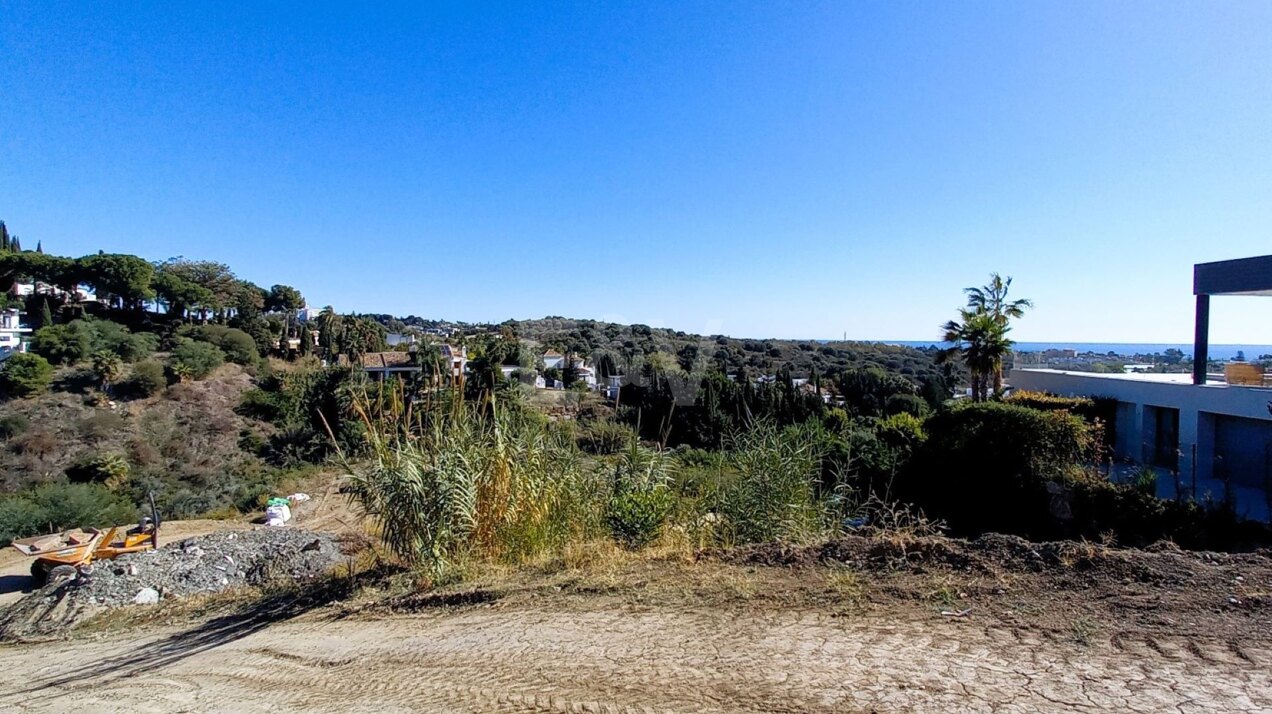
left=870, top=342, right=1272, bottom=361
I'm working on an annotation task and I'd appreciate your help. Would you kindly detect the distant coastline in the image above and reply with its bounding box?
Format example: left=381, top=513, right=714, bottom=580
left=870, top=341, right=1272, bottom=361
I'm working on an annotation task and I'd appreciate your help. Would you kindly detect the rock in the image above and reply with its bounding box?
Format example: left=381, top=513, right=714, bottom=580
left=133, top=588, right=160, bottom=605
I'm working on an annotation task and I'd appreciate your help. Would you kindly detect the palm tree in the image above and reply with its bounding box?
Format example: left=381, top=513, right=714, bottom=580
left=965, top=273, right=1032, bottom=325
left=940, top=310, right=1013, bottom=400
left=963, top=274, right=1031, bottom=395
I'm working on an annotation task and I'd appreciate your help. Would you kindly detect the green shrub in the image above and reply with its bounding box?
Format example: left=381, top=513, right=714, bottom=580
left=170, top=339, right=225, bottom=380
left=65, top=452, right=131, bottom=485
left=0, top=353, right=54, bottom=398
left=716, top=424, right=824, bottom=544
left=90, top=320, right=156, bottom=362
left=180, top=325, right=259, bottom=365
left=1003, top=390, right=1094, bottom=413
left=31, top=321, right=94, bottom=365
left=125, top=360, right=167, bottom=397
left=0, top=413, right=30, bottom=438
left=605, top=487, right=672, bottom=548
left=0, top=483, right=138, bottom=544
left=577, top=420, right=636, bottom=455
left=31, top=319, right=156, bottom=365
left=884, top=393, right=929, bottom=417
left=899, top=401, right=1093, bottom=537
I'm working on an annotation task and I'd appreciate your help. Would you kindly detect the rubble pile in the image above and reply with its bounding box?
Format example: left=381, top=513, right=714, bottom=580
left=0, top=529, right=343, bottom=639
left=75, top=529, right=343, bottom=607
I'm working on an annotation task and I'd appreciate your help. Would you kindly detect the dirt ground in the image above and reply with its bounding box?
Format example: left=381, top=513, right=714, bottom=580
left=1, top=530, right=1270, bottom=713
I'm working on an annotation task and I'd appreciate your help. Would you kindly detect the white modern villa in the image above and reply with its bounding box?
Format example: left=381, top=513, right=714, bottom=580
left=1012, top=254, right=1272, bottom=522
left=0, top=308, right=31, bottom=361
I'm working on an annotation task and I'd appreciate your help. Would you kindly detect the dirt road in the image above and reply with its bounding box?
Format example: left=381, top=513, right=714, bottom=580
left=0, top=599, right=1268, bottom=713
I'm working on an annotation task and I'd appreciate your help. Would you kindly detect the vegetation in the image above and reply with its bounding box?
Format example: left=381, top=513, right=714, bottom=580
left=940, top=273, right=1031, bottom=400
left=0, top=354, right=54, bottom=398
left=0, top=221, right=1264, bottom=576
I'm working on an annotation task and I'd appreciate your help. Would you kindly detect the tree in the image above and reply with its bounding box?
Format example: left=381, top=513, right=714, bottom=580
left=77, top=254, right=156, bottom=311
left=940, top=310, right=1012, bottom=401
left=231, top=281, right=267, bottom=322
left=38, top=299, right=54, bottom=329
left=156, top=258, right=238, bottom=321
left=265, top=284, right=305, bottom=313
left=298, top=323, right=313, bottom=357
left=0, top=354, right=54, bottom=398
left=152, top=267, right=214, bottom=321
left=90, top=351, right=124, bottom=393
left=963, top=274, right=1031, bottom=394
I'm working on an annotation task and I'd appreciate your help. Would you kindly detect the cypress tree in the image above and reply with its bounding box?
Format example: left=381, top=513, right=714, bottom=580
left=0, top=222, right=9, bottom=252
left=35, top=241, right=42, bottom=254
left=11, top=235, right=20, bottom=252
left=40, top=299, right=54, bottom=328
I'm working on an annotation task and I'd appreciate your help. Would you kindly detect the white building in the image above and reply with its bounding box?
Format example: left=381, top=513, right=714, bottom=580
left=296, top=306, right=323, bottom=323
left=0, top=309, right=31, bottom=360
left=1010, top=253, right=1272, bottom=522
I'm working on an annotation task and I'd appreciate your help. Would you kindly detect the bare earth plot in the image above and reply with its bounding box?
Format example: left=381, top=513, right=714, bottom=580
left=2, top=532, right=1271, bottom=714
left=0, top=602, right=1268, bottom=713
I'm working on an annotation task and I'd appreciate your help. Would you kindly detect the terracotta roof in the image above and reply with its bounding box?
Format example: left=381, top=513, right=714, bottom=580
left=361, top=352, right=415, bottom=369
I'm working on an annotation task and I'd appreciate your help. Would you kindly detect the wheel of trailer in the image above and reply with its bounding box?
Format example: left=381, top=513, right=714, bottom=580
left=45, top=564, right=78, bottom=586
left=29, top=560, right=47, bottom=586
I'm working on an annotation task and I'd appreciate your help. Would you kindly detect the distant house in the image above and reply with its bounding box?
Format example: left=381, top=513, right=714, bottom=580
left=541, top=350, right=565, bottom=370
left=361, top=351, right=419, bottom=379
left=439, top=344, right=467, bottom=379
left=604, top=374, right=624, bottom=400
left=362, top=344, right=467, bottom=381
left=0, top=309, right=31, bottom=360
left=296, top=306, right=323, bottom=323
left=9, top=281, right=95, bottom=303
left=386, top=332, right=418, bottom=347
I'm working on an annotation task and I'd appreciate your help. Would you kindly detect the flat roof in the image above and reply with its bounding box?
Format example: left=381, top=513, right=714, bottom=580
left=1194, top=254, right=1272, bottom=296
left=1014, top=368, right=1195, bottom=384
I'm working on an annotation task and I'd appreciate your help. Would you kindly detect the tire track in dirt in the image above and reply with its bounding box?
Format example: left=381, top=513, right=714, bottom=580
left=1, top=605, right=1269, bottom=713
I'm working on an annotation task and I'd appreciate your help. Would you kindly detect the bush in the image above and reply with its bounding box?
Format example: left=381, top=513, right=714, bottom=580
left=181, top=325, right=259, bottom=366
left=0, top=413, right=30, bottom=438
left=65, top=452, right=132, bottom=486
left=716, top=424, right=824, bottom=544
left=1003, top=390, right=1094, bottom=413
left=885, top=393, right=929, bottom=417
left=605, top=487, right=672, bottom=549
left=31, top=322, right=94, bottom=365
left=577, top=420, right=636, bottom=455
left=91, top=320, right=157, bottom=362
left=0, top=483, right=138, bottom=544
left=170, top=339, right=225, bottom=380
left=0, top=353, right=54, bottom=398
left=899, top=401, right=1093, bottom=537
left=125, top=360, right=167, bottom=397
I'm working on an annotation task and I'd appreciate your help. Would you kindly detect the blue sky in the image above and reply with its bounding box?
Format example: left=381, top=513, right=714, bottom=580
left=2, top=2, right=1271, bottom=343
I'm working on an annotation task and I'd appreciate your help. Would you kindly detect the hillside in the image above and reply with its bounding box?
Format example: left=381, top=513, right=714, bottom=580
left=0, top=362, right=275, bottom=516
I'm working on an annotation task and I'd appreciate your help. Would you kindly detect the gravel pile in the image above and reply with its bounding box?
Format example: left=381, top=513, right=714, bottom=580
left=76, top=529, right=344, bottom=606
left=0, top=528, right=344, bottom=640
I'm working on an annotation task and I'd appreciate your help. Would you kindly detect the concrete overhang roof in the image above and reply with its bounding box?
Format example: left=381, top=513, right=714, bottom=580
left=1194, top=254, right=1272, bottom=296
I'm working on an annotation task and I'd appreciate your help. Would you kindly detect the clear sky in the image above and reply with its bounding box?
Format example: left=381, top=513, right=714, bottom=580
left=2, top=2, right=1271, bottom=343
